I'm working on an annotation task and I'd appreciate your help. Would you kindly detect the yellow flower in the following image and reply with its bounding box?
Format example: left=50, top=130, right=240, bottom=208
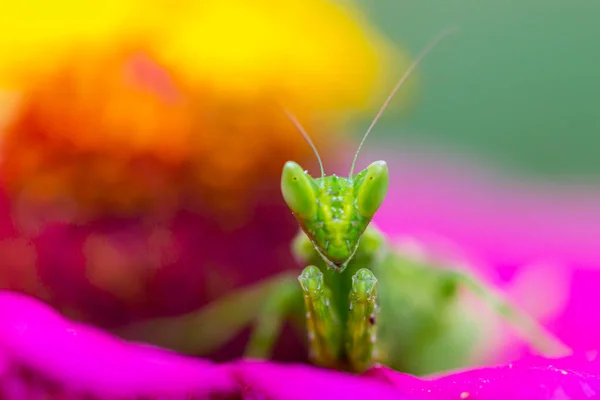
left=0, top=0, right=407, bottom=222
left=0, top=0, right=155, bottom=88
left=155, top=0, right=395, bottom=111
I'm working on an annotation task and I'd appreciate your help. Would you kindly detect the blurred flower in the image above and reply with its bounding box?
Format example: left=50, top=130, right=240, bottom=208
left=0, top=0, right=407, bottom=368
left=369, top=143, right=600, bottom=366
left=1, top=0, right=402, bottom=220
left=0, top=1, right=159, bottom=89
left=1, top=291, right=598, bottom=400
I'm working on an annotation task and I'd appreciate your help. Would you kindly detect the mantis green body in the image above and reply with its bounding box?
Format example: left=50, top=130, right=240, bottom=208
left=116, top=31, right=572, bottom=375
left=278, top=30, right=569, bottom=372
left=279, top=29, right=569, bottom=372
left=283, top=156, right=387, bottom=371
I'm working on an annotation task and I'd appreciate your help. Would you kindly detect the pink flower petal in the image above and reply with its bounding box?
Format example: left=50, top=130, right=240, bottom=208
left=234, top=360, right=409, bottom=400
left=0, top=290, right=236, bottom=398
left=5, top=291, right=600, bottom=400
left=367, top=355, right=600, bottom=400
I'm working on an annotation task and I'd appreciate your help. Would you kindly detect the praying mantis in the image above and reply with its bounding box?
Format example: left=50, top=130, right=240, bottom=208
left=117, top=31, right=571, bottom=375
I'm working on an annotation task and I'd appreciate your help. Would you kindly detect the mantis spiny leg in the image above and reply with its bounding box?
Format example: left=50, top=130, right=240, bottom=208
left=245, top=278, right=301, bottom=359
left=346, top=268, right=379, bottom=373
left=298, top=266, right=343, bottom=369
left=113, top=272, right=297, bottom=356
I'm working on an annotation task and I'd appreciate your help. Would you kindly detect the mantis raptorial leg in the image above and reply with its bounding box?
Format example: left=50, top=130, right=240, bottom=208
left=346, top=268, right=379, bottom=372
left=298, top=266, right=343, bottom=368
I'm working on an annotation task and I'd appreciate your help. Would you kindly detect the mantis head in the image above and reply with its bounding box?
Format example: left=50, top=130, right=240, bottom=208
left=280, top=29, right=454, bottom=272
left=281, top=159, right=388, bottom=271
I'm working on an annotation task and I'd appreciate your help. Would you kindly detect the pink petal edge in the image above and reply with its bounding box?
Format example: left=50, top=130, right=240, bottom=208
left=0, top=290, right=236, bottom=398
left=366, top=355, right=600, bottom=400
left=3, top=290, right=600, bottom=400
left=232, top=360, right=409, bottom=400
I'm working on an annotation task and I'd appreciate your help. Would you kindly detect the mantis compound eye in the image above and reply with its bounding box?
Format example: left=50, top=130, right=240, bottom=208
left=355, top=160, right=389, bottom=218
left=281, top=161, right=319, bottom=219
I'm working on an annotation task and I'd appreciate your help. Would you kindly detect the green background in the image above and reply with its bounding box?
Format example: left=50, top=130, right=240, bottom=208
left=354, top=0, right=599, bottom=182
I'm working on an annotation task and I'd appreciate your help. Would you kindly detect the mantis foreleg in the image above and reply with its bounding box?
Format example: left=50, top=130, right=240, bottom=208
left=295, top=229, right=384, bottom=373
left=298, top=266, right=343, bottom=369
left=346, top=268, right=379, bottom=372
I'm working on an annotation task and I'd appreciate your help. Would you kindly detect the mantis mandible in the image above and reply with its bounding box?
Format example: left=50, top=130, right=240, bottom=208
left=117, top=31, right=571, bottom=375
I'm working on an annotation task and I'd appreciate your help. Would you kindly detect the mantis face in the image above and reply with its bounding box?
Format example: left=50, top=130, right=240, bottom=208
left=279, top=29, right=456, bottom=273
left=281, top=160, right=388, bottom=272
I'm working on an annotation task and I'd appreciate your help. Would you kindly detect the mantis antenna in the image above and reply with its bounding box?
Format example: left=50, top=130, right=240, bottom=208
left=283, top=108, right=326, bottom=179
left=349, top=28, right=458, bottom=178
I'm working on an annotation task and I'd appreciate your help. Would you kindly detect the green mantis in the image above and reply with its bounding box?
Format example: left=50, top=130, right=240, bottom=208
left=116, top=31, right=571, bottom=375
left=277, top=30, right=571, bottom=373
